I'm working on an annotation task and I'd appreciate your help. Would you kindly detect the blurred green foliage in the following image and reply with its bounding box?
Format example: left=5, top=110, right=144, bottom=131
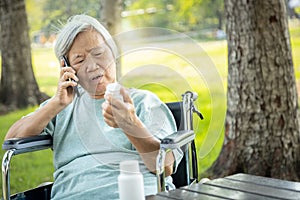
left=26, top=0, right=224, bottom=39
left=26, top=0, right=101, bottom=36
left=128, top=0, right=224, bottom=31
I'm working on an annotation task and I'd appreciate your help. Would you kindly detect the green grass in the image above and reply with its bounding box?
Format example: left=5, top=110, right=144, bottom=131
left=32, top=48, right=59, bottom=96
left=0, top=24, right=300, bottom=196
left=291, top=26, right=300, bottom=80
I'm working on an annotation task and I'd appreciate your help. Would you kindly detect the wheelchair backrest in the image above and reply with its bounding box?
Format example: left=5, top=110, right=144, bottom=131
left=166, top=102, right=197, bottom=188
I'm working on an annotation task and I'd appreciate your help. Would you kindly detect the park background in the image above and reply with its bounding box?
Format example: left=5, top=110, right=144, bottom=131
left=0, top=0, right=300, bottom=195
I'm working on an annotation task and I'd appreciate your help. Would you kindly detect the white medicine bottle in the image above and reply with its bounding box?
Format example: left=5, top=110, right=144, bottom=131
left=118, top=160, right=145, bottom=200
left=105, top=82, right=124, bottom=102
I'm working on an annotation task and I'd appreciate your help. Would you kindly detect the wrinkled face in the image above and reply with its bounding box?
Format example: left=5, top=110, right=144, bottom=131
left=68, top=28, right=116, bottom=99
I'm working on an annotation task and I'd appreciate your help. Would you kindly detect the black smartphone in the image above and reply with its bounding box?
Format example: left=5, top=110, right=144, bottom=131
left=62, top=56, right=80, bottom=96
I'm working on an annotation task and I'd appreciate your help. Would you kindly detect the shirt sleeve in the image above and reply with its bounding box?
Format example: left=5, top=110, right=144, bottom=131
left=23, top=98, right=56, bottom=136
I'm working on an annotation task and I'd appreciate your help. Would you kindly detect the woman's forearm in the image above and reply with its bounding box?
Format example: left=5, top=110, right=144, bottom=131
left=123, top=122, right=175, bottom=176
left=5, top=98, right=65, bottom=139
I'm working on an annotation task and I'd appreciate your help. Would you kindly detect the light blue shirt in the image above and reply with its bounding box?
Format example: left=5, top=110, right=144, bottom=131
left=39, top=88, right=183, bottom=200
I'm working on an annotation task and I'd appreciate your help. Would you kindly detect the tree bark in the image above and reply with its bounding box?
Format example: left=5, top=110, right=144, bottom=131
left=99, top=0, right=122, bottom=79
left=0, top=0, right=47, bottom=112
left=208, top=0, right=300, bottom=181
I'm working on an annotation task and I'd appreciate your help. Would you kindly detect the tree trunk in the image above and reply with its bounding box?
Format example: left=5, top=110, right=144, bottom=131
left=99, top=0, right=122, bottom=79
left=217, top=10, right=223, bottom=30
left=0, top=0, right=47, bottom=113
left=208, top=0, right=300, bottom=181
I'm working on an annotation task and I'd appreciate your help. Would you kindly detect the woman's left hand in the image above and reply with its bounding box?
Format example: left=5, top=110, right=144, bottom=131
left=102, top=86, right=175, bottom=175
left=102, top=87, right=142, bottom=131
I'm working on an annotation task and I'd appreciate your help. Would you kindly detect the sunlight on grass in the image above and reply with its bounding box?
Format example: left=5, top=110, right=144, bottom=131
left=32, top=48, right=59, bottom=96
left=291, top=26, right=300, bottom=80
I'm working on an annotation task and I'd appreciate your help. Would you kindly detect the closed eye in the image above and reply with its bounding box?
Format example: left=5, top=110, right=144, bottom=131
left=93, top=51, right=104, bottom=57
left=70, top=54, right=84, bottom=65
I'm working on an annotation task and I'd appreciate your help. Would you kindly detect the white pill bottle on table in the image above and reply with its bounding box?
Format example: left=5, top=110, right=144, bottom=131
left=118, top=160, right=145, bottom=200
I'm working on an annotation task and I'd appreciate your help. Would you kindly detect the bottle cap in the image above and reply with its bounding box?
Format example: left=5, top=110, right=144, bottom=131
left=120, top=160, right=140, bottom=174
left=106, top=82, right=121, bottom=92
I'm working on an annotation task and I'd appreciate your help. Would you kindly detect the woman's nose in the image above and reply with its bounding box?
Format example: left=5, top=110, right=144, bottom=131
left=85, top=55, right=99, bottom=72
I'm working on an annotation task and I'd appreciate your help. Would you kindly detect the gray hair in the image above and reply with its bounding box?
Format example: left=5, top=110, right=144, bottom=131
left=54, top=14, right=118, bottom=60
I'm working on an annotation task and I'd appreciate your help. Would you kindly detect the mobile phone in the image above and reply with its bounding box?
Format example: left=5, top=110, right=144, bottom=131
left=62, top=56, right=80, bottom=97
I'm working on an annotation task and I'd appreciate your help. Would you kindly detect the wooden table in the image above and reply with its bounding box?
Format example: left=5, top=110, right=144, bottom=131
left=146, top=173, right=300, bottom=200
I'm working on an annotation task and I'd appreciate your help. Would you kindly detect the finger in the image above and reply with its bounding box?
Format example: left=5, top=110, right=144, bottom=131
left=103, top=112, right=115, bottom=124
left=60, top=59, right=65, bottom=67
left=60, top=81, right=78, bottom=89
left=104, top=94, right=118, bottom=104
left=102, top=105, right=118, bottom=127
left=103, top=117, right=118, bottom=128
left=121, top=88, right=133, bottom=104
left=60, top=66, right=76, bottom=77
left=104, top=93, right=113, bottom=103
left=105, top=95, right=124, bottom=109
left=103, top=100, right=126, bottom=121
left=102, top=106, right=113, bottom=119
left=115, top=102, right=134, bottom=115
left=102, top=101, right=113, bottom=114
left=61, top=72, right=78, bottom=82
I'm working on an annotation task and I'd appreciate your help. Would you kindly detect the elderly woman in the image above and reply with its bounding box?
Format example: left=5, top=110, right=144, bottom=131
left=5, top=15, right=183, bottom=199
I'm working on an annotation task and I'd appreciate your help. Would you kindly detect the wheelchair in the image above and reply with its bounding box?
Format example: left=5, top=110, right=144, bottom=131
left=2, top=91, right=203, bottom=200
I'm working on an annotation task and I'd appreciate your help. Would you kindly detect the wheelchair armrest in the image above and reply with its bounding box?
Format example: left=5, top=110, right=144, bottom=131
left=2, top=135, right=53, bottom=155
left=2, top=135, right=53, bottom=200
left=160, top=130, right=195, bottom=150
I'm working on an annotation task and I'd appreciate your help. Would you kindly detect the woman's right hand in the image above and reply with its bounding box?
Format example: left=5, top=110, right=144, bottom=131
left=54, top=59, right=79, bottom=107
left=4, top=58, right=79, bottom=139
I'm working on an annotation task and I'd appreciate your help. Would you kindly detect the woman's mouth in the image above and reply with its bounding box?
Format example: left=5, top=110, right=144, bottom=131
left=92, top=75, right=103, bottom=83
